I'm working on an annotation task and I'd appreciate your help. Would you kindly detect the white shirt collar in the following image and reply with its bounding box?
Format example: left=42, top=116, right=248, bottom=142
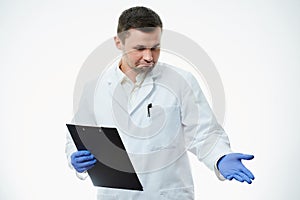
left=108, top=62, right=163, bottom=84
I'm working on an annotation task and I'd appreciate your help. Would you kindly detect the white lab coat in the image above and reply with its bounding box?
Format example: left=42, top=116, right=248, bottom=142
left=65, top=62, right=232, bottom=199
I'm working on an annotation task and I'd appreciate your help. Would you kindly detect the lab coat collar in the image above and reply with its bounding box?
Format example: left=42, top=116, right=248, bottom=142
left=128, top=72, right=154, bottom=115
left=106, top=62, right=162, bottom=84
left=106, top=62, right=163, bottom=115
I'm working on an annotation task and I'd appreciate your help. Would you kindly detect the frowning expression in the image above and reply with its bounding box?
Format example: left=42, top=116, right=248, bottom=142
left=115, top=27, right=161, bottom=74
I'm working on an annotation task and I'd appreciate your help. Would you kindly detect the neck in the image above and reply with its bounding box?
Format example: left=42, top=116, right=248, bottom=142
left=119, top=61, right=138, bottom=83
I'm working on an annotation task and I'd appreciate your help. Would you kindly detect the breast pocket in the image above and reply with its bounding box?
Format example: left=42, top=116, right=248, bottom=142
left=162, top=105, right=181, bottom=128
left=148, top=105, right=182, bottom=150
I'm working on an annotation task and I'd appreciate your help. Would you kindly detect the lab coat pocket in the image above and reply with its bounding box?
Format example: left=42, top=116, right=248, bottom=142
left=97, top=193, right=118, bottom=200
left=162, top=105, right=181, bottom=130
left=146, top=105, right=182, bottom=151
left=160, top=186, right=194, bottom=200
left=158, top=105, right=182, bottom=144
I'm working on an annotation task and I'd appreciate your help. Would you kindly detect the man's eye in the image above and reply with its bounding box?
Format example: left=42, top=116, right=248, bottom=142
left=134, top=47, right=160, bottom=51
left=135, top=47, right=146, bottom=51
left=151, top=47, right=160, bottom=51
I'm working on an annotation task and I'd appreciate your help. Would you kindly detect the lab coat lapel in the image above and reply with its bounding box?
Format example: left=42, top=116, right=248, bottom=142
left=128, top=75, right=154, bottom=115
left=106, top=64, right=161, bottom=116
left=108, top=80, right=128, bottom=113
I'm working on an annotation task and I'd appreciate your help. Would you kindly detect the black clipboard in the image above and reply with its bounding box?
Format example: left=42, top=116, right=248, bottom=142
left=66, top=124, right=143, bottom=191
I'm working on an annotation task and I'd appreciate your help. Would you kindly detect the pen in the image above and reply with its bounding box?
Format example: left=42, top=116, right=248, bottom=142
left=147, top=103, right=152, bottom=117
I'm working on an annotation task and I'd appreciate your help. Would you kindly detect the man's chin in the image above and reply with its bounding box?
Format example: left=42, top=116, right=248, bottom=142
left=135, top=65, right=154, bottom=73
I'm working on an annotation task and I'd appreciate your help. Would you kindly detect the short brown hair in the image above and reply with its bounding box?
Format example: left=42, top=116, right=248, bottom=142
left=117, top=6, right=163, bottom=42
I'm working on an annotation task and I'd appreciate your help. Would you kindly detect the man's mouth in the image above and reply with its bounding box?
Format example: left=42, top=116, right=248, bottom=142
left=137, top=63, right=155, bottom=68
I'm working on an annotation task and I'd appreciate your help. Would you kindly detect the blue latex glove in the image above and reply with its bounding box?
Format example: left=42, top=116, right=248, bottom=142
left=217, top=153, right=255, bottom=184
left=71, top=150, right=97, bottom=173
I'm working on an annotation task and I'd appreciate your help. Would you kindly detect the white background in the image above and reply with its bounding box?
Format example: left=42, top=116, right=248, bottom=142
left=1, top=0, right=299, bottom=199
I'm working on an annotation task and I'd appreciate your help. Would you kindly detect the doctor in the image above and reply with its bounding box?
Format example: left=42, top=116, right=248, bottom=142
left=66, top=6, right=255, bottom=199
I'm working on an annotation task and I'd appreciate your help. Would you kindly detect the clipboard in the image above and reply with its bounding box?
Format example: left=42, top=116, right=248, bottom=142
left=66, top=124, right=143, bottom=191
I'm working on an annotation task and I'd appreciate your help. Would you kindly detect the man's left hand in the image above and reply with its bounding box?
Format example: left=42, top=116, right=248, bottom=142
left=217, top=153, right=255, bottom=184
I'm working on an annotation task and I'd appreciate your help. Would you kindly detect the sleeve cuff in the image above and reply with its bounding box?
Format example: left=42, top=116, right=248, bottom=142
left=75, top=171, right=88, bottom=180
left=214, top=155, right=227, bottom=181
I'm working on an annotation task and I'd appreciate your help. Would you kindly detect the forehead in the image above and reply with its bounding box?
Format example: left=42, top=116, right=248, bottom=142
left=124, top=27, right=162, bottom=46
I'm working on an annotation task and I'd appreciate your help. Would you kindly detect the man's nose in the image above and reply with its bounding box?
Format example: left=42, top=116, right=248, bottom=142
left=143, top=49, right=153, bottom=63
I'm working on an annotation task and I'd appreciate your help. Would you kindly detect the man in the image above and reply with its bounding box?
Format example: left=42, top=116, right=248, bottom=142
left=66, top=6, right=254, bottom=199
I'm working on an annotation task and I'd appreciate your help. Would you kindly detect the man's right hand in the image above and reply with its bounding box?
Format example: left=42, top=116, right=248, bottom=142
left=71, top=150, right=97, bottom=173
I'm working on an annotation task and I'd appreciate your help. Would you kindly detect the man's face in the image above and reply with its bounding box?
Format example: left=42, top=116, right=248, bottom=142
left=116, top=27, right=161, bottom=74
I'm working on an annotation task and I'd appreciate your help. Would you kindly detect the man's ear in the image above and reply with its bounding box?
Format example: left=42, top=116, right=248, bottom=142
left=114, top=36, right=123, bottom=50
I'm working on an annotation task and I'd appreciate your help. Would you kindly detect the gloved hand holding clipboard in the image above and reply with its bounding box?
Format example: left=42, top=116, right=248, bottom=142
left=66, top=124, right=143, bottom=191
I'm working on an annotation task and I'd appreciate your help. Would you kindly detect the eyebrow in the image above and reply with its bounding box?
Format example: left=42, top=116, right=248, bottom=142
left=133, top=43, right=160, bottom=49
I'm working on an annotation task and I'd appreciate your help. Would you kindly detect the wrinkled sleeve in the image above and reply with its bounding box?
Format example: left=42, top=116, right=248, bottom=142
left=181, top=72, right=232, bottom=176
